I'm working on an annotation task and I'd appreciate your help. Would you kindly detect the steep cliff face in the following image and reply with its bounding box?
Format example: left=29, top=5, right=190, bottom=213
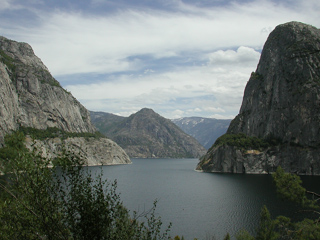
left=25, top=137, right=131, bottom=166
left=0, top=36, right=95, bottom=143
left=0, top=36, right=130, bottom=165
left=92, top=108, right=207, bottom=158
left=197, top=22, right=320, bottom=175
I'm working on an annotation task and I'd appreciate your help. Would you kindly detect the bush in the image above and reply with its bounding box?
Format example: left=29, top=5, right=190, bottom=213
left=0, top=49, right=16, bottom=74
left=0, top=131, right=171, bottom=239
left=19, top=126, right=105, bottom=140
left=211, top=133, right=269, bottom=152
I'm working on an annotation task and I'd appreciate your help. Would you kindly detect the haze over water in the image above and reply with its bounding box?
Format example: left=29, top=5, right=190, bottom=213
left=88, top=158, right=320, bottom=240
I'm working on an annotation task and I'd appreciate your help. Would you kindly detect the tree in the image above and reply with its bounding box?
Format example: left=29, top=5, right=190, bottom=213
left=272, top=166, right=314, bottom=208
left=271, top=166, right=320, bottom=239
left=223, top=233, right=231, bottom=240
left=255, top=206, right=278, bottom=240
left=235, top=229, right=255, bottom=240
left=0, top=131, right=171, bottom=240
left=234, top=166, right=320, bottom=240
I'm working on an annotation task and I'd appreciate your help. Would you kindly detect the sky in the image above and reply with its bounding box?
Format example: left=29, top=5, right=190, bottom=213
left=0, top=0, right=319, bottom=119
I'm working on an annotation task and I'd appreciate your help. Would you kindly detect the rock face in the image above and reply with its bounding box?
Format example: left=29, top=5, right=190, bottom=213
left=25, top=137, right=131, bottom=166
left=91, top=108, right=207, bottom=158
left=0, top=36, right=131, bottom=165
left=0, top=36, right=95, bottom=138
left=197, top=22, right=320, bottom=175
left=172, top=117, right=231, bottom=149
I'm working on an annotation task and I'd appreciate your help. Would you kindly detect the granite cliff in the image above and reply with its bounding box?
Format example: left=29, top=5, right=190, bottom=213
left=0, top=36, right=130, bottom=165
left=91, top=108, right=207, bottom=158
left=197, top=22, right=320, bottom=175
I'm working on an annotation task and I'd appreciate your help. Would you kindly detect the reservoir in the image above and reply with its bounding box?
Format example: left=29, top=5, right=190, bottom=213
left=88, top=158, right=320, bottom=240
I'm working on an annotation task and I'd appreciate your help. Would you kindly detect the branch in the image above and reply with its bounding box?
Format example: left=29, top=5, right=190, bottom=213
left=0, top=182, right=68, bottom=240
left=306, top=190, right=320, bottom=200
left=298, top=209, right=320, bottom=216
left=0, top=182, right=41, bottom=218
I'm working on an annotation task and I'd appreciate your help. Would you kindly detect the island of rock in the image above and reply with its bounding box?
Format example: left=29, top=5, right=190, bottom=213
left=197, top=22, right=320, bottom=175
left=0, top=36, right=130, bottom=165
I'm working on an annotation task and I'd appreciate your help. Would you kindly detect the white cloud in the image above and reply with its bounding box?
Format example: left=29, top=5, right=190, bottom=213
left=0, top=0, right=11, bottom=10
left=1, top=0, right=319, bottom=119
left=66, top=46, right=260, bottom=118
left=209, top=113, right=235, bottom=120
left=3, top=0, right=319, bottom=76
left=202, top=107, right=225, bottom=113
left=144, top=69, right=155, bottom=74
left=208, top=46, right=260, bottom=65
left=171, top=109, right=185, bottom=119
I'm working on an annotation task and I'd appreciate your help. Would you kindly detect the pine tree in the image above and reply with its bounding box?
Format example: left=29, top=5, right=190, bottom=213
left=256, top=205, right=278, bottom=240
left=0, top=131, right=171, bottom=240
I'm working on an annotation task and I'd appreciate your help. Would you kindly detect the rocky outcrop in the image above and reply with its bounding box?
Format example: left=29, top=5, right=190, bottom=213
left=198, top=144, right=320, bottom=175
left=197, top=22, right=320, bottom=175
left=25, top=137, right=131, bottom=166
left=92, top=108, right=207, bottom=158
left=0, top=36, right=131, bottom=165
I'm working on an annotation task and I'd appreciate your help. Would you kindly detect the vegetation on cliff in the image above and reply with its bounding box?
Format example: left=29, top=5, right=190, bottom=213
left=0, top=48, right=16, bottom=74
left=19, top=126, right=105, bottom=140
left=198, top=22, right=320, bottom=174
left=210, top=133, right=270, bottom=152
left=0, top=36, right=97, bottom=142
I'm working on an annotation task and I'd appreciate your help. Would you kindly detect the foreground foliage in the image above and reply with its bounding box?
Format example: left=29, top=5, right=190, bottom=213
left=234, top=166, right=320, bottom=240
left=0, top=131, right=171, bottom=240
left=1, top=131, right=320, bottom=240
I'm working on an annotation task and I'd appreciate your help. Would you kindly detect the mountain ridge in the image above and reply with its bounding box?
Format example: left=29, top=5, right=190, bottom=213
left=172, top=117, right=231, bottom=149
left=91, top=108, right=207, bottom=158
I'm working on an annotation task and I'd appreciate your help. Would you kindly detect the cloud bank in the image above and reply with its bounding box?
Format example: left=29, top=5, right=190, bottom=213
left=0, top=0, right=319, bottom=118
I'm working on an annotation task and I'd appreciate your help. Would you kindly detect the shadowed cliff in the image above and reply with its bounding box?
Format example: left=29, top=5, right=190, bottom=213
left=197, top=22, right=320, bottom=175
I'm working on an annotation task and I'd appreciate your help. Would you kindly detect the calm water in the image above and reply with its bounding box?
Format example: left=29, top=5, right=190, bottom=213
left=88, top=158, right=320, bottom=240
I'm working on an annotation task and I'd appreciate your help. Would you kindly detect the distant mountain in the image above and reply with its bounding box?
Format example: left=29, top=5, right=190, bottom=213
left=90, top=111, right=125, bottom=135
left=172, top=117, right=231, bottom=149
left=91, top=108, right=207, bottom=158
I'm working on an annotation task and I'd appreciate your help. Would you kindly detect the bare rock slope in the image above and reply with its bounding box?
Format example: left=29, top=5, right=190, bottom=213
left=0, top=36, right=130, bottom=165
left=92, top=108, right=207, bottom=158
left=197, top=22, right=320, bottom=175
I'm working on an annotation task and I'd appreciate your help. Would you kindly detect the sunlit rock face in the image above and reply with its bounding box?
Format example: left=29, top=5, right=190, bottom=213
left=197, top=22, right=320, bottom=175
left=0, top=36, right=96, bottom=138
left=0, top=36, right=131, bottom=165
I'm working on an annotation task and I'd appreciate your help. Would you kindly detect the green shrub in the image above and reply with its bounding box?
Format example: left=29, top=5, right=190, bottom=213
left=19, top=126, right=105, bottom=140
left=0, top=131, right=171, bottom=239
left=0, top=49, right=16, bottom=74
left=211, top=133, right=270, bottom=152
left=250, top=72, right=263, bottom=80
